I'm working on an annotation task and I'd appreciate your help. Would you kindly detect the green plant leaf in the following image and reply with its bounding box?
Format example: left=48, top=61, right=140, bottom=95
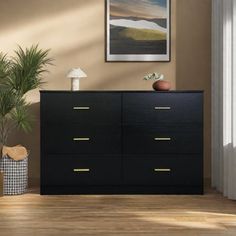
left=0, top=53, right=11, bottom=83
left=7, top=44, right=53, bottom=96
left=10, top=104, right=33, bottom=133
left=0, top=88, right=18, bottom=118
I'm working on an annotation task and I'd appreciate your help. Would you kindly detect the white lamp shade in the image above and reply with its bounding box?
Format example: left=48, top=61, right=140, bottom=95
left=67, top=68, right=87, bottom=78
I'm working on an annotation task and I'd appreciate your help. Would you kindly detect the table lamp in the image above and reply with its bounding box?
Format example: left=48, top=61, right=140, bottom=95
left=67, top=68, right=87, bottom=91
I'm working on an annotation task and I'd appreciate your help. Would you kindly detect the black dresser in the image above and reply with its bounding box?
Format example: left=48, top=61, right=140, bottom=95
left=40, top=91, right=203, bottom=195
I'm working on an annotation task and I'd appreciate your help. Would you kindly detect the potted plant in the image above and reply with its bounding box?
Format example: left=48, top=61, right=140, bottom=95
left=0, top=45, right=52, bottom=195
left=144, top=72, right=171, bottom=91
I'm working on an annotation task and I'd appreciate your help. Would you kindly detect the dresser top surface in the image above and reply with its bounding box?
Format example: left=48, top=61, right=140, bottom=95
left=40, top=90, right=204, bottom=93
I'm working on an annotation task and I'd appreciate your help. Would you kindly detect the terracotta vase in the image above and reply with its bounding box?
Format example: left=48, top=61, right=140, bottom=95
left=152, top=80, right=171, bottom=91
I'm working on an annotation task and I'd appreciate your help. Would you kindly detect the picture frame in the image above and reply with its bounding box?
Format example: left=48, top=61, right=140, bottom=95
left=106, top=0, right=171, bottom=62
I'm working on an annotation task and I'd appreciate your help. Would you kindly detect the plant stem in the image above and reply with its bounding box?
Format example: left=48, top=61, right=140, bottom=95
left=0, top=118, right=8, bottom=146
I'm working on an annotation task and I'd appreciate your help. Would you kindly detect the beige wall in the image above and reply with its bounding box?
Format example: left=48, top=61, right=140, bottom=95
left=0, top=0, right=211, bottom=183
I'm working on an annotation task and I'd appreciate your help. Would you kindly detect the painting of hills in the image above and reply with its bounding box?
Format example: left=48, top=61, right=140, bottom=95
left=107, top=0, right=170, bottom=60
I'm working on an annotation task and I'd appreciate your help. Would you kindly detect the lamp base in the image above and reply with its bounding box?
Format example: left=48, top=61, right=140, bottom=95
left=71, top=78, right=80, bottom=91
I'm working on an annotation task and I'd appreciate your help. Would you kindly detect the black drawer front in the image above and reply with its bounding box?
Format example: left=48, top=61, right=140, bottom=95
left=41, top=93, right=121, bottom=124
left=123, top=93, right=203, bottom=124
left=42, top=156, right=122, bottom=186
left=123, top=125, right=203, bottom=154
left=124, top=156, right=202, bottom=186
left=42, top=125, right=121, bottom=154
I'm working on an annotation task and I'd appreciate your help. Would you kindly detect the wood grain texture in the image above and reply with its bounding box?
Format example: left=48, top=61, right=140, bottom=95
left=0, top=188, right=236, bottom=236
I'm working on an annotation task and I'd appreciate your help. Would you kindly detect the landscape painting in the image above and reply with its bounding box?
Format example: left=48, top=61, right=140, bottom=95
left=106, top=0, right=170, bottom=61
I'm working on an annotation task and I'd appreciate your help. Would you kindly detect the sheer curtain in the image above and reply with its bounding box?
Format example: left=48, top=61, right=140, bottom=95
left=212, top=0, right=236, bottom=200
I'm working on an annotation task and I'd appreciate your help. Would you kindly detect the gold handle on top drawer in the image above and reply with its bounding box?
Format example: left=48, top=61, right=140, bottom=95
left=73, top=137, right=90, bottom=141
left=154, top=137, right=171, bottom=141
left=154, top=168, right=171, bottom=172
left=73, top=106, right=90, bottom=110
left=73, top=168, right=90, bottom=172
left=155, top=107, right=171, bottom=110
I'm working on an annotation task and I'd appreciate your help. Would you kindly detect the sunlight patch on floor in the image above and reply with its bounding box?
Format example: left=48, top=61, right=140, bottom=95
left=134, top=211, right=236, bottom=230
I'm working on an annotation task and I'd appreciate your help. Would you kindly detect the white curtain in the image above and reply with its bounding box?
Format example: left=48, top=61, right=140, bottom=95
left=212, top=0, right=236, bottom=200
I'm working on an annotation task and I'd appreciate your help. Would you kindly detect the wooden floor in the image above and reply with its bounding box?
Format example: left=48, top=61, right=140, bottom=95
left=0, top=188, right=236, bottom=236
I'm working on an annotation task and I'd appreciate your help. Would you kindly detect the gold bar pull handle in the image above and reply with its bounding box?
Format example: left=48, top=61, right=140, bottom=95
left=73, top=137, right=90, bottom=141
left=154, top=168, right=171, bottom=172
left=154, top=137, right=171, bottom=141
left=73, top=106, right=90, bottom=110
left=73, top=168, right=90, bottom=172
left=155, top=107, right=171, bottom=110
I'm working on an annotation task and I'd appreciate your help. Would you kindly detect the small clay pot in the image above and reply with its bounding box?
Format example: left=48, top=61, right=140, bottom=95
left=152, top=80, right=171, bottom=91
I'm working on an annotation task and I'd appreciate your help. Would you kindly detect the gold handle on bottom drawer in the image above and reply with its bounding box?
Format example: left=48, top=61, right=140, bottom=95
left=154, top=168, right=171, bottom=172
left=155, top=107, right=171, bottom=110
left=73, top=137, right=90, bottom=141
left=73, top=107, right=90, bottom=110
left=73, top=168, right=90, bottom=172
left=154, top=137, right=171, bottom=141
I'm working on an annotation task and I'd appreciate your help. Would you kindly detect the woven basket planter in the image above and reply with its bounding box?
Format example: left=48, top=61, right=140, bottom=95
left=0, top=155, right=28, bottom=195
left=0, top=172, right=3, bottom=196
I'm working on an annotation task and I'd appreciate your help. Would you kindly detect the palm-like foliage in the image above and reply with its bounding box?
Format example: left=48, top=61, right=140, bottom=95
left=0, top=45, right=52, bottom=145
left=6, top=45, right=53, bottom=97
left=0, top=53, right=11, bottom=85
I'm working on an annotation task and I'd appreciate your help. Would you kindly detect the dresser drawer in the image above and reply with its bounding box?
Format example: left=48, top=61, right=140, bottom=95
left=123, top=93, right=203, bottom=124
left=124, top=156, right=202, bottom=186
left=42, top=125, right=121, bottom=154
left=42, top=156, right=122, bottom=186
left=41, top=92, right=121, bottom=124
left=123, top=125, right=203, bottom=154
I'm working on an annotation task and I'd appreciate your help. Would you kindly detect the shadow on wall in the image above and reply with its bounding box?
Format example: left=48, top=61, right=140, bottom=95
left=0, top=0, right=175, bottom=94
left=0, top=0, right=90, bottom=31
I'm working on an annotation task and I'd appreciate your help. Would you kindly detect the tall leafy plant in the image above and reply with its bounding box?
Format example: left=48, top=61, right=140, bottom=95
left=0, top=45, right=52, bottom=146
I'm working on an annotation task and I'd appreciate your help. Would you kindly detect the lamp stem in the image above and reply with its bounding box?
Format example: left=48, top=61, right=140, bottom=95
left=71, top=78, right=80, bottom=91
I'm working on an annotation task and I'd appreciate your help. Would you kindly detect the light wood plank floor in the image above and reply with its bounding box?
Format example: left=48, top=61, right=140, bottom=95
left=0, top=188, right=236, bottom=236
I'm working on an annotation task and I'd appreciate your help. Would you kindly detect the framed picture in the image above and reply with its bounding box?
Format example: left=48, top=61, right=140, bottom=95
left=106, top=0, right=171, bottom=62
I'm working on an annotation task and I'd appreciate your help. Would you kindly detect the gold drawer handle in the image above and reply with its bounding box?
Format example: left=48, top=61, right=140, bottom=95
left=154, top=168, right=171, bottom=172
left=155, top=107, right=171, bottom=110
left=73, top=168, right=90, bottom=172
left=154, top=137, right=171, bottom=141
left=73, top=106, right=90, bottom=110
left=73, top=137, right=90, bottom=141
